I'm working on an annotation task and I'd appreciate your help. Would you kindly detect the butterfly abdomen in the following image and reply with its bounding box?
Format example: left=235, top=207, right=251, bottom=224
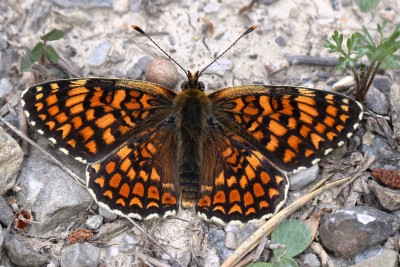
left=175, top=89, right=211, bottom=208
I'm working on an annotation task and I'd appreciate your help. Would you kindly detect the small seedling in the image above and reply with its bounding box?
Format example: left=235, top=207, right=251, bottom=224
left=324, top=22, right=400, bottom=101
left=20, top=29, right=65, bottom=83
left=248, top=220, right=312, bottom=267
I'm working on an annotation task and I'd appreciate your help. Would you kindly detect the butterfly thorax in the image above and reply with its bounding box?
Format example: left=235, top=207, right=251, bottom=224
left=174, top=88, right=213, bottom=208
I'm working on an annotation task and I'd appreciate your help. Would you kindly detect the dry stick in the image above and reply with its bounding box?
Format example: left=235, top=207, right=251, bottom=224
left=18, top=102, right=29, bottom=155
left=221, top=157, right=375, bottom=267
left=286, top=55, right=340, bottom=66
left=126, top=217, right=184, bottom=267
left=0, top=115, right=86, bottom=186
left=137, top=252, right=172, bottom=267
left=311, top=242, right=335, bottom=267
left=1, top=115, right=183, bottom=267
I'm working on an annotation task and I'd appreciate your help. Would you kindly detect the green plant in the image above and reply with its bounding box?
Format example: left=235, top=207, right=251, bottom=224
left=248, top=220, right=312, bottom=267
left=324, top=22, right=400, bottom=101
left=356, top=0, right=380, bottom=13
left=20, top=29, right=65, bottom=82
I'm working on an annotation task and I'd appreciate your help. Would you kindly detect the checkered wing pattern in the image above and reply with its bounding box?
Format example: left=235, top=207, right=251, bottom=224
left=209, top=86, right=363, bottom=173
left=21, top=78, right=176, bottom=163
left=86, top=124, right=179, bottom=220
left=197, top=128, right=288, bottom=224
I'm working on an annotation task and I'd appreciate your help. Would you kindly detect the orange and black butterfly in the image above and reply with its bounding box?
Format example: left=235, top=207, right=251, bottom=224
left=21, top=26, right=363, bottom=225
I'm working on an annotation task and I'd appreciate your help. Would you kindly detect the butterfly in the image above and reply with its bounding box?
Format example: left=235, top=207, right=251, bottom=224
left=21, top=26, right=363, bottom=225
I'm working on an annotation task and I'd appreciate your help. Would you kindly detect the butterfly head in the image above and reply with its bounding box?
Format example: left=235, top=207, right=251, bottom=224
left=181, top=70, right=205, bottom=91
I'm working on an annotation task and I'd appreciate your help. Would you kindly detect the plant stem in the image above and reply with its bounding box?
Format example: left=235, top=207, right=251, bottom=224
left=365, top=57, right=384, bottom=95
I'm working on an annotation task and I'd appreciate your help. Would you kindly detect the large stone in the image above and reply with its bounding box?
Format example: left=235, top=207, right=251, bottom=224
left=0, top=127, right=23, bottom=194
left=4, top=235, right=48, bottom=266
left=17, top=139, right=91, bottom=237
left=319, top=206, right=400, bottom=257
left=352, top=249, right=398, bottom=267
left=60, top=243, right=100, bottom=267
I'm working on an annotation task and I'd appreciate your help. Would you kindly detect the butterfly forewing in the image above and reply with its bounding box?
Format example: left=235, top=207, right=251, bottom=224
left=21, top=78, right=176, bottom=163
left=209, top=85, right=363, bottom=173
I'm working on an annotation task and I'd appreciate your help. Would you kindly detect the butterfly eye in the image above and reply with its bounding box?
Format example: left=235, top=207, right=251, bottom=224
left=198, top=81, right=205, bottom=91
left=181, top=81, right=189, bottom=90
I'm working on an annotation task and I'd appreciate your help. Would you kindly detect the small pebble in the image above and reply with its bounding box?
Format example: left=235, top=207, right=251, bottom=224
left=0, top=33, right=7, bottom=50
left=332, top=76, right=355, bottom=91
left=130, top=1, right=141, bottom=12
left=364, top=86, right=389, bottom=115
left=203, top=2, right=220, bottom=13
left=145, top=58, right=180, bottom=89
left=86, top=215, right=104, bottom=230
left=89, top=40, right=111, bottom=67
left=0, top=195, right=15, bottom=226
left=99, top=206, right=118, bottom=220
left=372, top=75, right=391, bottom=94
left=105, top=233, right=138, bottom=264
left=275, top=36, right=287, bottom=47
left=203, top=58, right=233, bottom=76
left=207, top=229, right=233, bottom=260
left=379, top=8, right=395, bottom=22
left=127, top=56, right=152, bottom=80
left=289, top=164, right=320, bottom=191
left=0, top=78, right=13, bottom=98
left=369, top=180, right=400, bottom=211
left=112, top=0, right=129, bottom=13
left=300, top=253, right=320, bottom=267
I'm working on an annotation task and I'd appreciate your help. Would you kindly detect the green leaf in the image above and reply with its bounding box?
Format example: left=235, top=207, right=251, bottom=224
left=31, top=42, right=44, bottom=62
left=273, top=257, right=298, bottom=267
left=44, top=45, right=59, bottom=63
left=41, top=29, right=65, bottom=41
left=247, top=262, right=270, bottom=267
left=356, top=0, right=380, bottom=12
left=20, top=57, right=31, bottom=72
left=271, top=220, right=312, bottom=258
left=361, top=26, right=376, bottom=47
left=249, top=257, right=298, bottom=267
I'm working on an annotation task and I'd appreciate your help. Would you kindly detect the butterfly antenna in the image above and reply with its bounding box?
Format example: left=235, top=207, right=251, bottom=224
left=131, top=25, right=187, bottom=74
left=199, top=26, right=257, bottom=76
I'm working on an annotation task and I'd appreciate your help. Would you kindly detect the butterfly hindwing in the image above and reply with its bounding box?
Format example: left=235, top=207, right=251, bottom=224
left=196, top=125, right=288, bottom=224
left=21, top=78, right=176, bottom=163
left=209, top=85, right=363, bottom=173
left=86, top=124, right=179, bottom=220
